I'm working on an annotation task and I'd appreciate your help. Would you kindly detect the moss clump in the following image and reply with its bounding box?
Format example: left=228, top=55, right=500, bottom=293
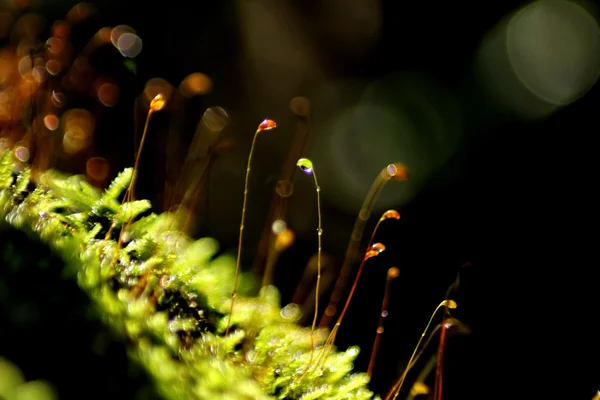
left=0, top=357, right=57, bottom=400
left=0, top=150, right=376, bottom=400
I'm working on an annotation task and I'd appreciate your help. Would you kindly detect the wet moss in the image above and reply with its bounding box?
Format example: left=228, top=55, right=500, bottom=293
left=0, top=151, right=376, bottom=400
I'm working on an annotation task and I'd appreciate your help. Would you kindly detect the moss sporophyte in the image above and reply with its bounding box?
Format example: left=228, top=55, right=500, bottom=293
left=0, top=5, right=469, bottom=398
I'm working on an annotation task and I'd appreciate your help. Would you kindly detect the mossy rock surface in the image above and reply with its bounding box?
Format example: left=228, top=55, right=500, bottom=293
left=0, top=227, right=160, bottom=399
left=0, top=151, right=375, bottom=400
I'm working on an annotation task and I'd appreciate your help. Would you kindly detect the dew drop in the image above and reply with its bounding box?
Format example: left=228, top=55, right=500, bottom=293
left=257, top=118, right=277, bottom=132
left=380, top=210, right=400, bottom=221
left=364, top=242, right=385, bottom=260
left=442, top=299, right=457, bottom=309
left=386, top=163, right=397, bottom=176
left=371, top=242, right=385, bottom=252
left=296, top=158, right=313, bottom=173
left=150, top=93, right=166, bottom=112
left=281, top=303, right=302, bottom=321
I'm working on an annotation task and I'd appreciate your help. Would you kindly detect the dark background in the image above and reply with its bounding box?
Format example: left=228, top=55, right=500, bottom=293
left=3, top=0, right=600, bottom=399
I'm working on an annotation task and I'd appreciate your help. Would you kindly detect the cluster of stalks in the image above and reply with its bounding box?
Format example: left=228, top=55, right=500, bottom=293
left=0, top=2, right=472, bottom=398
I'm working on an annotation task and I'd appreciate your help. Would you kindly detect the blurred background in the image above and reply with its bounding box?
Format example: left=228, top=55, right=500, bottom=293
left=1, top=0, right=599, bottom=398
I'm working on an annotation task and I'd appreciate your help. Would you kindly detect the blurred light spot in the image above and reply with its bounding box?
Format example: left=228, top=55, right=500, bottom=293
left=410, top=382, right=430, bottom=396
left=202, top=107, right=229, bottom=132
left=62, top=109, right=94, bottom=154
left=306, top=76, right=460, bottom=215
left=51, top=20, right=71, bottom=39
left=14, top=146, right=29, bottom=162
left=387, top=266, right=400, bottom=279
left=117, top=33, right=142, bottom=58
left=324, top=103, right=409, bottom=211
left=17, top=56, right=32, bottom=78
left=32, top=65, right=46, bottom=83
left=272, top=219, right=287, bottom=234
left=46, top=59, right=61, bottom=75
left=63, top=128, right=87, bottom=154
left=143, top=77, right=174, bottom=106
left=180, top=73, right=212, bottom=97
left=86, top=157, right=109, bottom=183
left=16, top=39, right=32, bottom=58
left=275, top=228, right=295, bottom=249
left=51, top=91, right=65, bottom=107
left=96, top=82, right=119, bottom=107
left=43, top=114, right=59, bottom=131
left=18, top=79, right=36, bottom=97
left=66, top=2, right=93, bottom=24
left=96, top=27, right=112, bottom=44
left=507, top=0, right=600, bottom=105
left=64, top=109, right=94, bottom=130
left=110, top=25, right=135, bottom=47
left=477, top=0, right=600, bottom=118
left=46, top=37, right=64, bottom=54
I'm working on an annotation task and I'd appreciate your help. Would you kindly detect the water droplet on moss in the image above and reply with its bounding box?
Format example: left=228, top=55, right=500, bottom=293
left=281, top=303, right=302, bottom=321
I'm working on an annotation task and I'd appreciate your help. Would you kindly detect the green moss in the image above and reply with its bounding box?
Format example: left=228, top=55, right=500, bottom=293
left=0, top=357, right=57, bottom=400
left=0, top=150, right=376, bottom=399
